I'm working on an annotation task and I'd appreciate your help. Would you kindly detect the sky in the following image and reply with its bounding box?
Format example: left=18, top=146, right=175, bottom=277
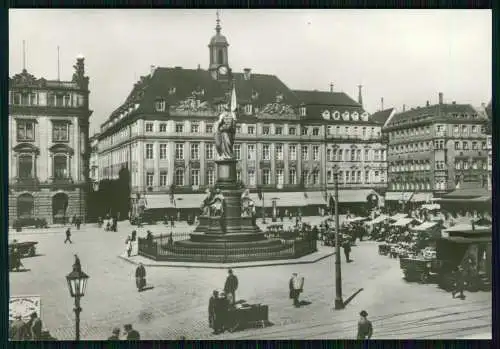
left=9, top=9, right=492, bottom=134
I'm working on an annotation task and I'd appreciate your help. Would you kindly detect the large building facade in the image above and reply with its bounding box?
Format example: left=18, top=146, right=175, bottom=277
left=97, top=17, right=386, bottom=215
left=384, top=93, right=490, bottom=209
left=8, top=57, right=92, bottom=224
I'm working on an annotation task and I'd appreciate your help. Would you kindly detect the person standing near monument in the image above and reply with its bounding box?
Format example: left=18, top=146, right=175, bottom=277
left=135, top=263, right=146, bottom=292
left=289, top=273, right=304, bottom=307
left=224, top=269, right=238, bottom=305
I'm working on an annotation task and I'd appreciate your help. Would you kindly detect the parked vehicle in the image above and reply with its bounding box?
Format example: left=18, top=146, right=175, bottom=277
left=9, top=240, right=38, bottom=258
left=12, top=217, right=48, bottom=230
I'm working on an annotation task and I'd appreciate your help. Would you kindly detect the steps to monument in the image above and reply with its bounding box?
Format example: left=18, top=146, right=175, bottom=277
left=174, top=238, right=284, bottom=250
left=190, top=232, right=268, bottom=243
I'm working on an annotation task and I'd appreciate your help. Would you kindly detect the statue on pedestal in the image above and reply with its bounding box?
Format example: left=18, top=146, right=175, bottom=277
left=201, top=188, right=214, bottom=216
left=208, top=188, right=225, bottom=217
left=241, top=189, right=255, bottom=217
left=214, top=83, right=238, bottom=160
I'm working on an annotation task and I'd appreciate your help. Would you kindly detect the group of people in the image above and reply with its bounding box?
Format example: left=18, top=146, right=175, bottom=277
left=70, top=215, right=82, bottom=230
left=208, top=269, right=239, bottom=334
left=98, top=214, right=118, bottom=232
left=107, top=324, right=140, bottom=340
left=9, top=312, right=43, bottom=341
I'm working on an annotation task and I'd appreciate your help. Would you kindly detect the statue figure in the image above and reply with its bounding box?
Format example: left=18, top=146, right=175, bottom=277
left=214, top=105, right=236, bottom=160
left=241, top=189, right=254, bottom=217
left=200, top=188, right=213, bottom=216
left=209, top=189, right=225, bottom=217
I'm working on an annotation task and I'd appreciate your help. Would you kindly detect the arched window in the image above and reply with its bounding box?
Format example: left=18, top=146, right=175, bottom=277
left=53, top=155, right=68, bottom=179
left=175, top=168, right=185, bottom=186
left=217, top=49, right=224, bottom=65
left=18, top=154, right=33, bottom=179
left=52, top=192, right=69, bottom=224
left=17, top=193, right=34, bottom=218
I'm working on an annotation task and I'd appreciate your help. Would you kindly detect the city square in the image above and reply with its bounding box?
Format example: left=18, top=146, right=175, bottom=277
left=8, top=9, right=492, bottom=341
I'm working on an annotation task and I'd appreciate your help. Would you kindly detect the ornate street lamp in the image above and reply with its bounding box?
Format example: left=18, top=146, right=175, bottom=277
left=66, top=267, right=89, bottom=340
left=332, top=166, right=344, bottom=310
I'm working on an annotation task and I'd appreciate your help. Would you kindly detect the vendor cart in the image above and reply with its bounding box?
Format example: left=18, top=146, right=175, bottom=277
left=226, top=304, right=269, bottom=332
left=9, top=241, right=38, bottom=258
left=400, top=257, right=441, bottom=283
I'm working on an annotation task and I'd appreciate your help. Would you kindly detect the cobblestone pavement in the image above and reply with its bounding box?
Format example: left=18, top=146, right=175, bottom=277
left=9, top=219, right=491, bottom=340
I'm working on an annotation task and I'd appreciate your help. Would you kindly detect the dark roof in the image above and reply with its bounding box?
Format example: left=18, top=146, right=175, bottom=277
left=386, top=103, right=481, bottom=128
left=105, top=67, right=301, bottom=124
left=293, top=90, right=360, bottom=106
left=485, top=100, right=492, bottom=120
left=370, top=108, right=394, bottom=125
left=442, top=187, right=490, bottom=199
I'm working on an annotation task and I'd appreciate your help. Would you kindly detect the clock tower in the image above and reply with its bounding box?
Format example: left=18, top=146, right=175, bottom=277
left=208, top=11, right=230, bottom=80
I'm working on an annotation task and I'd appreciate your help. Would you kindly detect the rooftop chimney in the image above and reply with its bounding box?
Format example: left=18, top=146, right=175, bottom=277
left=452, top=101, right=456, bottom=105
left=358, top=85, right=363, bottom=106
left=403, top=104, right=406, bottom=112
left=330, top=83, right=334, bottom=93
left=426, top=100, right=430, bottom=107
left=197, top=64, right=201, bottom=70
left=439, top=92, right=443, bottom=105
left=150, top=65, right=156, bottom=76
left=243, top=68, right=252, bottom=80
left=381, top=97, right=384, bottom=111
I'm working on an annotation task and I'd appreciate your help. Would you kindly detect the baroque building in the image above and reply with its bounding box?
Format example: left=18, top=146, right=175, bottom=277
left=383, top=93, right=490, bottom=210
left=8, top=56, right=92, bottom=224
left=97, top=17, right=385, bottom=217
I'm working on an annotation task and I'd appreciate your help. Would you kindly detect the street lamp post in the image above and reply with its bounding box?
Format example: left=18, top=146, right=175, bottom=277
left=66, top=264, right=89, bottom=341
left=333, top=169, right=344, bottom=310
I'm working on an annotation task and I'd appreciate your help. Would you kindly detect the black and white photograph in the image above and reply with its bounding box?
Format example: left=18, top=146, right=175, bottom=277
left=7, top=9, right=492, bottom=340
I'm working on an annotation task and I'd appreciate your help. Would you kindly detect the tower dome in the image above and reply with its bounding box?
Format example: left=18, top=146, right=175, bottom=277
left=208, top=11, right=230, bottom=72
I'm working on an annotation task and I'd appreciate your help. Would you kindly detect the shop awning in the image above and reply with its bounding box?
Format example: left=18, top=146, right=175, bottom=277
left=250, top=192, right=308, bottom=207
left=385, top=192, right=413, bottom=202
left=306, top=191, right=327, bottom=206
left=412, top=221, right=438, bottom=231
left=144, top=194, right=174, bottom=209
left=344, top=217, right=368, bottom=223
left=174, top=194, right=206, bottom=209
left=392, top=218, right=418, bottom=227
left=421, top=203, right=440, bottom=210
left=365, top=214, right=389, bottom=225
left=328, top=189, right=380, bottom=203
left=389, top=213, right=408, bottom=221
left=411, top=193, right=434, bottom=203
left=441, top=236, right=492, bottom=244
left=443, top=224, right=491, bottom=234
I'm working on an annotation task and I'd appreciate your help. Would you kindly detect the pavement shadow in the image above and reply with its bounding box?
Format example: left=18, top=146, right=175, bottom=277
left=343, top=288, right=364, bottom=307
left=10, top=268, right=31, bottom=273
left=140, top=286, right=155, bottom=292
left=299, top=300, right=312, bottom=306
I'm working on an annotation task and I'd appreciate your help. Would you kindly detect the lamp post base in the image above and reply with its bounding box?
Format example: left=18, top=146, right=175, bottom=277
left=334, top=298, right=345, bottom=310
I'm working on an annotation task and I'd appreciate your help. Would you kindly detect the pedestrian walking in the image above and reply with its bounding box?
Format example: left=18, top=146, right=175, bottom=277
left=135, top=263, right=146, bottom=292
left=126, top=237, right=133, bottom=257
left=64, top=228, right=73, bottom=244
left=223, top=269, right=238, bottom=305
left=289, top=273, right=304, bottom=307
left=29, top=312, right=42, bottom=341
left=76, top=216, right=81, bottom=230
left=452, top=266, right=466, bottom=300
left=107, top=327, right=120, bottom=340
left=357, top=310, right=373, bottom=339
left=123, top=324, right=140, bottom=340
left=208, top=290, right=218, bottom=330
left=343, top=240, right=352, bottom=263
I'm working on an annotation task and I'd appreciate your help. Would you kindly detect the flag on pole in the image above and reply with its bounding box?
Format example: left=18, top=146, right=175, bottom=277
left=230, top=82, right=237, bottom=113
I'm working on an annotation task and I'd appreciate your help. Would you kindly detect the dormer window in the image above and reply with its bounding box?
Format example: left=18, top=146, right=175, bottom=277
left=262, top=126, right=270, bottom=135
left=301, top=127, right=308, bottom=136
left=300, top=107, right=306, bottom=117
left=332, top=111, right=340, bottom=120
left=169, top=87, right=176, bottom=95
left=155, top=99, right=166, bottom=112
left=312, top=128, right=319, bottom=136
left=244, top=104, right=253, bottom=115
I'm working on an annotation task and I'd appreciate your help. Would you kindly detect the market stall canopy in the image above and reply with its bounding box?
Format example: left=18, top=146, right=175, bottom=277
left=411, top=193, right=434, bottom=203
left=365, top=214, right=389, bottom=225
left=443, top=224, right=491, bottom=234
left=306, top=191, right=327, bottom=206
left=330, top=189, right=380, bottom=203
left=344, top=216, right=368, bottom=223
left=385, top=192, right=413, bottom=202
left=392, top=217, right=419, bottom=227
left=144, top=194, right=175, bottom=209
left=249, top=192, right=307, bottom=208
left=412, top=221, right=438, bottom=231
left=389, top=213, right=408, bottom=222
left=421, top=203, right=440, bottom=210
left=175, top=194, right=207, bottom=209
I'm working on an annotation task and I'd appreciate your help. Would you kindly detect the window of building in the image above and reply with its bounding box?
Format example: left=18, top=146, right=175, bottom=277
left=289, top=169, right=296, bottom=184
left=145, top=122, right=154, bottom=132
left=155, top=99, right=166, bottom=112
left=472, top=141, right=478, bottom=150
left=332, top=149, right=337, bottom=161
left=159, top=123, right=167, bottom=132
left=300, top=107, right=306, bottom=116
left=312, top=170, right=320, bottom=184
left=245, top=104, right=253, bottom=115
left=312, top=128, right=319, bottom=136
left=337, top=171, right=344, bottom=183
left=247, top=144, right=256, bottom=160
left=463, top=161, right=469, bottom=170
left=356, top=171, right=361, bottom=183
left=262, top=144, right=270, bottom=160
left=453, top=125, right=459, bottom=134
left=289, top=144, right=297, bottom=160
left=236, top=170, right=241, bottom=182
left=302, top=170, right=309, bottom=185
left=190, top=143, right=199, bottom=160
left=160, top=171, right=168, bottom=187
left=463, top=141, right=469, bottom=150
left=175, top=143, right=184, bottom=160
left=313, top=146, right=320, bottom=161
left=345, top=171, right=350, bottom=183
left=338, top=149, right=343, bottom=161
left=205, top=124, right=213, bottom=133
left=276, top=144, right=283, bottom=160
left=247, top=126, right=255, bottom=135
left=454, top=141, right=460, bottom=150
left=289, top=127, right=296, bottom=135
left=191, top=169, right=200, bottom=186
left=206, top=143, right=214, bottom=160
left=175, top=123, right=184, bottom=133
left=374, top=150, right=380, bottom=161
left=472, top=125, right=477, bottom=133
left=49, top=122, right=69, bottom=143
left=327, top=149, right=332, bottom=161
left=462, top=125, right=468, bottom=135
left=301, top=146, right=309, bottom=160
left=146, top=144, right=153, bottom=159
left=350, top=149, right=355, bottom=161
left=18, top=155, right=33, bottom=179
left=275, top=126, right=282, bottom=135
left=146, top=172, right=154, bottom=187
left=301, top=127, right=308, bottom=136
left=263, top=126, right=270, bottom=135
left=345, top=150, right=350, bottom=161
left=191, top=123, right=199, bottom=133
left=207, top=169, right=215, bottom=186
left=262, top=169, right=270, bottom=185
left=160, top=143, right=167, bottom=159
left=365, top=170, right=370, bottom=183
left=234, top=144, right=241, bottom=160
left=236, top=125, right=241, bottom=134
left=276, top=169, right=284, bottom=185
left=482, top=141, right=486, bottom=150
left=175, top=168, right=184, bottom=186
left=248, top=169, right=256, bottom=186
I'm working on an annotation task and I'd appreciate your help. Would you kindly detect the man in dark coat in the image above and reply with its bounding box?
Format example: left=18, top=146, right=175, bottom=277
left=73, top=254, right=81, bottom=272
left=289, top=273, right=302, bottom=307
left=452, top=266, right=466, bottom=299
left=357, top=310, right=373, bottom=339
left=223, top=269, right=238, bottom=305
left=214, top=292, right=229, bottom=334
left=208, top=290, right=218, bottom=329
left=64, top=228, right=72, bottom=244
left=124, top=324, right=140, bottom=340
left=107, top=327, right=120, bottom=340
left=75, top=216, right=81, bottom=230
left=135, top=263, right=146, bottom=292
left=343, top=240, right=352, bottom=263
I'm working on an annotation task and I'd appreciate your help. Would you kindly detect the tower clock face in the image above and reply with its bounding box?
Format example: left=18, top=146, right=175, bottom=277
left=218, top=65, right=228, bottom=75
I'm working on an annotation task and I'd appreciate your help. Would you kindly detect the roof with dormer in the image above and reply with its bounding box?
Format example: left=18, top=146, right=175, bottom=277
left=293, top=90, right=360, bottom=107
left=369, top=108, right=394, bottom=125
